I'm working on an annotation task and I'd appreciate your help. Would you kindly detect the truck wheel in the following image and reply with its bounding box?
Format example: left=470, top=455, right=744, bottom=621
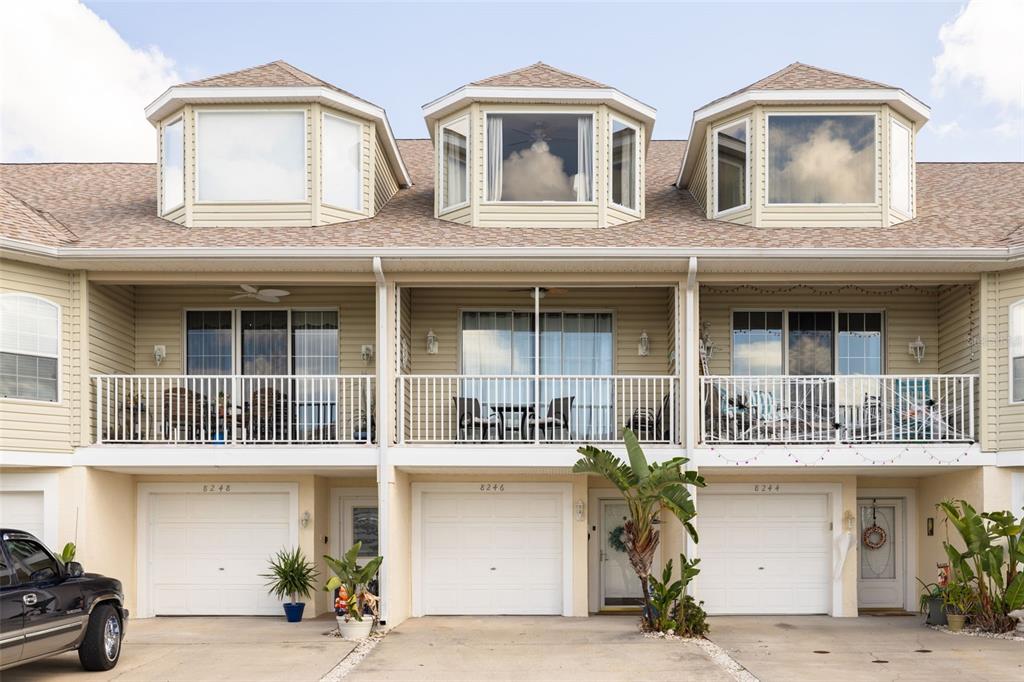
left=78, top=604, right=122, bottom=671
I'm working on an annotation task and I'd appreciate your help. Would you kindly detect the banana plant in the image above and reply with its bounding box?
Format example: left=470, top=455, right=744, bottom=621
left=573, top=429, right=705, bottom=631
left=324, top=542, right=383, bottom=622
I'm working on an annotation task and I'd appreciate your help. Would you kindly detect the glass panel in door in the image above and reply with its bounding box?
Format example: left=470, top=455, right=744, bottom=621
left=601, top=500, right=643, bottom=607
left=292, top=311, right=339, bottom=441
left=241, top=310, right=290, bottom=441
left=857, top=499, right=904, bottom=609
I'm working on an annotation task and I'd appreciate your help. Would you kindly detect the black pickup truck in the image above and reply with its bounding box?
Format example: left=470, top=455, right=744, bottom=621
left=0, top=529, right=127, bottom=672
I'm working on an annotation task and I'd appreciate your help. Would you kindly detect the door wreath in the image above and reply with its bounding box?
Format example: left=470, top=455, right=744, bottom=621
left=608, top=525, right=628, bottom=553
left=862, top=524, right=887, bottom=549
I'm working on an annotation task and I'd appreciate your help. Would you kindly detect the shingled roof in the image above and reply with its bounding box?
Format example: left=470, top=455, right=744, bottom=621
left=2, top=143, right=1022, bottom=253
left=177, top=60, right=371, bottom=104
left=470, top=62, right=609, bottom=89
left=704, top=62, right=898, bottom=109
left=0, top=188, right=76, bottom=247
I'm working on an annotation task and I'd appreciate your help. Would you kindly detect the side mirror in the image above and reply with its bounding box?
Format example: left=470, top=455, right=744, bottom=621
left=66, top=561, right=84, bottom=578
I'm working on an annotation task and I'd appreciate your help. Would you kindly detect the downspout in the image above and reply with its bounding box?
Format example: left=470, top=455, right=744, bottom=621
left=684, top=256, right=698, bottom=457
left=372, top=256, right=392, bottom=623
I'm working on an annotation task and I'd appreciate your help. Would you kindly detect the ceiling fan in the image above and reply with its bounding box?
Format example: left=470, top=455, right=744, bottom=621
left=230, top=285, right=291, bottom=303
left=509, top=287, right=570, bottom=299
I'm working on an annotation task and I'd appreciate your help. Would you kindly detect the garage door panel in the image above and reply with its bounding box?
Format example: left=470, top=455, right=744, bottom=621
left=696, top=493, right=831, bottom=615
left=0, top=491, right=45, bottom=540
left=148, top=490, right=294, bottom=616
left=419, top=491, right=564, bottom=615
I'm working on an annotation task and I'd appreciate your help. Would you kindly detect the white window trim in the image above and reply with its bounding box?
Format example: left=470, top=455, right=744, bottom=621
left=456, top=307, right=617, bottom=375
left=0, top=293, right=62, bottom=404
left=482, top=110, right=598, bottom=206
left=765, top=111, right=880, bottom=208
left=1010, top=299, right=1024, bottom=405
left=181, top=306, right=340, bottom=376
left=438, top=115, right=471, bottom=214
left=321, top=110, right=365, bottom=213
left=888, top=117, right=913, bottom=218
left=729, top=307, right=886, bottom=376
left=194, top=108, right=309, bottom=205
left=712, top=116, right=751, bottom=218
left=160, top=115, right=185, bottom=215
left=608, top=116, right=641, bottom=215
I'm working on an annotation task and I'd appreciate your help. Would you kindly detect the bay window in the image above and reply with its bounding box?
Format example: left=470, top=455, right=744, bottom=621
left=0, top=294, right=60, bottom=402
left=714, top=118, right=749, bottom=215
left=441, top=117, right=469, bottom=210
left=161, top=117, right=184, bottom=211
left=889, top=118, right=912, bottom=215
left=196, top=110, right=306, bottom=202
left=322, top=113, right=362, bottom=211
left=611, top=119, right=637, bottom=210
left=768, top=113, right=876, bottom=204
left=486, top=113, right=593, bottom=202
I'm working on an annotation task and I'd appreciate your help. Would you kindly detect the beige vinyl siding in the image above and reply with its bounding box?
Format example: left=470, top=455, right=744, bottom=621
left=0, top=259, right=75, bottom=453
left=404, top=287, right=672, bottom=375
left=131, top=286, right=375, bottom=375
left=937, top=285, right=979, bottom=376
left=699, top=285, right=941, bottom=375
left=686, top=132, right=709, bottom=213
left=606, top=204, right=639, bottom=226
left=373, top=132, right=400, bottom=213
left=87, top=283, right=136, bottom=442
left=439, top=203, right=472, bottom=225
left=983, top=269, right=1024, bottom=451
left=757, top=105, right=885, bottom=229
left=164, top=204, right=186, bottom=224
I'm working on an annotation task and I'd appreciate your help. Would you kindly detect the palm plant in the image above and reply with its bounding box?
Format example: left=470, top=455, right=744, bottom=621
left=324, top=542, right=383, bottom=622
left=261, top=547, right=319, bottom=605
left=573, top=428, right=705, bottom=630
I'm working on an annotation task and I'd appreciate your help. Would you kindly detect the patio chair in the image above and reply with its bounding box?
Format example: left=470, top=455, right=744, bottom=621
left=162, top=386, right=217, bottom=442
left=247, top=385, right=288, bottom=442
left=453, top=397, right=501, bottom=442
left=526, top=396, right=575, bottom=441
left=626, top=393, right=673, bottom=442
left=704, top=385, right=752, bottom=442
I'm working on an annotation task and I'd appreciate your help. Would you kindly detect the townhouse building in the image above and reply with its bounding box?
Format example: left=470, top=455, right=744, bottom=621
left=1, top=60, right=1022, bottom=624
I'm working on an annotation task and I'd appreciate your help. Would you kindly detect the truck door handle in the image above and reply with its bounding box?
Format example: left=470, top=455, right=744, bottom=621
left=23, top=594, right=37, bottom=605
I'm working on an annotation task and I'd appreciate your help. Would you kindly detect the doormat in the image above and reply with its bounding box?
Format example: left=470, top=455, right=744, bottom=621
left=862, top=609, right=916, bottom=617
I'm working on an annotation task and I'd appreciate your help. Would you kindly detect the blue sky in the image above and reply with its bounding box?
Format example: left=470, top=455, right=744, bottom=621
left=3, top=1, right=1021, bottom=162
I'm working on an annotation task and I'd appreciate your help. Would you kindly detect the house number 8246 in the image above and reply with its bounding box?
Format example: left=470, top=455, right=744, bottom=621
left=480, top=483, right=505, bottom=492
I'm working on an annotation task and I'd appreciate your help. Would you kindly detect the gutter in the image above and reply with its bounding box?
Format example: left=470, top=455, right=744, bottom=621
left=1, top=237, right=1017, bottom=263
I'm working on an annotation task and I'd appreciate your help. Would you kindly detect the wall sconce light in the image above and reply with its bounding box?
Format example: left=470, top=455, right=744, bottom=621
left=927, top=517, right=934, bottom=536
left=426, top=329, right=439, bottom=355
left=153, top=345, right=167, bottom=367
left=574, top=499, right=585, bottom=522
left=638, top=330, right=650, bottom=357
left=300, top=510, right=311, bottom=528
left=908, top=336, right=927, bottom=364
left=361, top=344, right=374, bottom=363
left=843, top=510, right=856, bottom=531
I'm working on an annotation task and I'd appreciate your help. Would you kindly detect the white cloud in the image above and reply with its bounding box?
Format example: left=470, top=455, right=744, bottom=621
left=0, top=0, right=180, bottom=162
left=500, top=140, right=576, bottom=201
left=929, top=121, right=963, bottom=138
left=932, top=0, right=1023, bottom=109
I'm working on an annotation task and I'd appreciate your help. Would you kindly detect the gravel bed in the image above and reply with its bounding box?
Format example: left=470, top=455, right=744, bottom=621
left=927, top=624, right=1024, bottom=641
left=640, top=630, right=759, bottom=681
left=318, top=630, right=386, bottom=681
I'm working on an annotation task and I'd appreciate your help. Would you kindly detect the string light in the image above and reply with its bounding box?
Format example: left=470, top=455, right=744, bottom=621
left=706, top=443, right=974, bottom=466
left=701, top=284, right=943, bottom=297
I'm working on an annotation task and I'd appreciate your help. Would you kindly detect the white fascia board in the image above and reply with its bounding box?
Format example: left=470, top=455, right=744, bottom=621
left=144, top=86, right=411, bottom=187
left=422, top=85, right=657, bottom=139
left=676, top=88, right=931, bottom=187
left=1, top=237, right=1014, bottom=264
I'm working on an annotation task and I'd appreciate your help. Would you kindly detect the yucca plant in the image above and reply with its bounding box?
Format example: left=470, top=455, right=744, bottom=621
left=573, top=428, right=705, bottom=631
left=261, top=547, right=318, bottom=605
left=324, top=542, right=383, bottom=622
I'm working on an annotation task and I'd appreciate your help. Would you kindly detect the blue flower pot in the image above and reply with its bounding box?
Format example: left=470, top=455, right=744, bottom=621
left=283, top=602, right=305, bottom=622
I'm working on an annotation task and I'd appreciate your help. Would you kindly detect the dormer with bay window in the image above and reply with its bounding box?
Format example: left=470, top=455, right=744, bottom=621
left=423, top=63, right=655, bottom=228
left=146, top=60, right=411, bottom=228
left=677, top=63, right=929, bottom=228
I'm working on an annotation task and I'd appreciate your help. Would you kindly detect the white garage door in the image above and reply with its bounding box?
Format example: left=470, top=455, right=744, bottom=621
left=695, top=493, right=831, bottom=615
left=148, top=491, right=293, bottom=616
left=0, top=491, right=44, bottom=540
left=420, top=491, right=564, bottom=615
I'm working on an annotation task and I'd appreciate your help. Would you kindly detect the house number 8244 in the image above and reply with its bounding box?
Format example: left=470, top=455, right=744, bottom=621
left=753, top=484, right=780, bottom=493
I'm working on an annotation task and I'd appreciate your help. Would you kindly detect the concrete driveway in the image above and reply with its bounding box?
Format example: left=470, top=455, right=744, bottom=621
left=708, top=615, right=1024, bottom=682
left=344, top=615, right=730, bottom=682
left=4, top=615, right=355, bottom=682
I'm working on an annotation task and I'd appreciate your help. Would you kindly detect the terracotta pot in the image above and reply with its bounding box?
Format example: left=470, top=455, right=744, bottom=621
left=946, top=613, right=967, bottom=632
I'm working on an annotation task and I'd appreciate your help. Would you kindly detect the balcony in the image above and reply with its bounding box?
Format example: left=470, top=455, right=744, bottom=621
left=398, top=375, right=677, bottom=444
left=701, top=374, right=976, bottom=444
left=93, top=375, right=374, bottom=445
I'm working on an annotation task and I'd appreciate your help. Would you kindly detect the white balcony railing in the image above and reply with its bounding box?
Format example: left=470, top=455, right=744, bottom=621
left=398, top=375, right=677, bottom=444
left=93, top=375, right=374, bottom=445
left=701, top=374, right=976, bottom=444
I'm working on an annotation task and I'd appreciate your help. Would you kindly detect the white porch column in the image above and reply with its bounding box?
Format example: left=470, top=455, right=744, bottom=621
left=372, top=257, right=394, bottom=623
left=684, top=257, right=698, bottom=454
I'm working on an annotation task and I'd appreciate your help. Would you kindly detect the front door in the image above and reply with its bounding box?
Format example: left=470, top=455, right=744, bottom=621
left=341, top=498, right=379, bottom=559
left=857, top=498, right=905, bottom=609
left=599, top=500, right=644, bottom=609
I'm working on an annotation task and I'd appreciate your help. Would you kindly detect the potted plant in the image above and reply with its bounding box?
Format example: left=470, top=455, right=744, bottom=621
left=261, top=547, right=318, bottom=622
left=917, top=580, right=947, bottom=626
left=324, top=542, right=383, bottom=640
left=943, top=580, right=976, bottom=632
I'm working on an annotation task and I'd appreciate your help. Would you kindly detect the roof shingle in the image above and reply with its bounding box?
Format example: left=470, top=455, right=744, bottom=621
left=178, top=60, right=370, bottom=104
left=704, top=62, right=897, bottom=109
left=2, top=144, right=1021, bottom=253
left=470, top=62, right=609, bottom=89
